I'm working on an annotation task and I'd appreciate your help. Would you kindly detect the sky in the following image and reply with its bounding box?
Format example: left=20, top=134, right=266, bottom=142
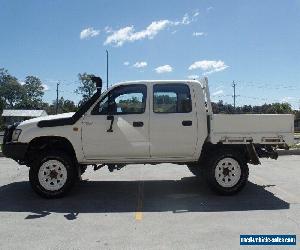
left=1, top=0, right=300, bottom=109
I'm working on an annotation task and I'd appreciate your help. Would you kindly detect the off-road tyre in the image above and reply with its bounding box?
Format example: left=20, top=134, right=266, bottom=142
left=29, top=151, right=77, bottom=198
left=204, top=149, right=249, bottom=195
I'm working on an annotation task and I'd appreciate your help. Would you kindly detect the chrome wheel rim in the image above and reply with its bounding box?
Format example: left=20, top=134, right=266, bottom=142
left=38, top=160, right=68, bottom=191
left=215, top=157, right=241, bottom=188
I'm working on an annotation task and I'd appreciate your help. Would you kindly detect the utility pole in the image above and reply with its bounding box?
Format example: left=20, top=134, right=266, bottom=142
left=106, top=50, right=109, bottom=89
left=232, top=80, right=237, bottom=111
left=56, top=81, right=60, bottom=114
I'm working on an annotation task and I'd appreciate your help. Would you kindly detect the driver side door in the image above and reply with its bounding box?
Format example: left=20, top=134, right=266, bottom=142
left=81, top=84, right=150, bottom=160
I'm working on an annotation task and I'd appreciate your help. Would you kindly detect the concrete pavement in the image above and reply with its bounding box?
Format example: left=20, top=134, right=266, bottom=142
left=0, top=156, right=299, bottom=249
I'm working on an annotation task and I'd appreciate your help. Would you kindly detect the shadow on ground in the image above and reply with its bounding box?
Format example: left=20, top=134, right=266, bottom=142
left=0, top=177, right=289, bottom=219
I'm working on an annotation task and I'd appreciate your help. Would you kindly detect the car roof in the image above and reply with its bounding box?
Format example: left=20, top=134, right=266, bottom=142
left=111, top=79, right=203, bottom=88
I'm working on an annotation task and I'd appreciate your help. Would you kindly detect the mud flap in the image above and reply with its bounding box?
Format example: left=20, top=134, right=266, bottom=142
left=246, top=143, right=261, bottom=165
left=77, top=164, right=82, bottom=181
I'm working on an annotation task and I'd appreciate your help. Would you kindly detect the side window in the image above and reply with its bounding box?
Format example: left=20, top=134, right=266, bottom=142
left=153, top=84, right=192, bottom=113
left=115, top=92, right=144, bottom=114
left=92, top=84, right=147, bottom=115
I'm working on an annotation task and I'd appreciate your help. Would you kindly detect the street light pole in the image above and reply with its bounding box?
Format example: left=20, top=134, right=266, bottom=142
left=106, top=50, right=109, bottom=89
left=232, top=80, right=236, bottom=110
left=56, top=81, right=60, bottom=114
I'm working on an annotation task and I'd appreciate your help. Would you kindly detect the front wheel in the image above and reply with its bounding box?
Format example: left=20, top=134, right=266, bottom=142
left=205, top=150, right=249, bottom=195
left=29, top=151, right=77, bottom=198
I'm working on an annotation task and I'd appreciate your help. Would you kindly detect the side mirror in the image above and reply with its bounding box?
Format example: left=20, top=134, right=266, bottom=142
left=90, top=76, right=102, bottom=93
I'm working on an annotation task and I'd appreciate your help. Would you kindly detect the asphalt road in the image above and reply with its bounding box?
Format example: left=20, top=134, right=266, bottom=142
left=0, top=156, right=299, bottom=250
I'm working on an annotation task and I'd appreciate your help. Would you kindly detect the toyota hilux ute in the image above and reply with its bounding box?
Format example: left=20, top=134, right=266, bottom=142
left=2, top=77, right=294, bottom=198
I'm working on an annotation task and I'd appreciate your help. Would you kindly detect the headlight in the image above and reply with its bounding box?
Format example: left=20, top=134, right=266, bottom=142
left=12, top=129, right=22, bottom=142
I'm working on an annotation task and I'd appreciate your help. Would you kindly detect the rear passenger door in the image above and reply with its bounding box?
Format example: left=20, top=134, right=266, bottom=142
left=149, top=83, right=197, bottom=158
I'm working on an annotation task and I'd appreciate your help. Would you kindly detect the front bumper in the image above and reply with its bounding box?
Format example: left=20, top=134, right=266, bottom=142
left=2, top=124, right=28, bottom=163
left=2, top=142, right=29, bottom=162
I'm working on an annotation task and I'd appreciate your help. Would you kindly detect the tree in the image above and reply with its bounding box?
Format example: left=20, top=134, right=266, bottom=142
left=272, top=102, right=292, bottom=114
left=212, top=100, right=294, bottom=115
left=0, top=69, right=47, bottom=110
left=46, top=97, right=77, bottom=115
left=17, top=76, right=45, bottom=109
left=0, top=69, right=25, bottom=108
left=0, top=68, right=11, bottom=85
left=60, top=98, right=77, bottom=113
left=0, top=68, right=23, bottom=129
left=75, top=73, right=97, bottom=105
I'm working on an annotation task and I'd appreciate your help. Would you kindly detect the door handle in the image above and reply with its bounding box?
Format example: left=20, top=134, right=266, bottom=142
left=133, top=121, right=144, bottom=127
left=107, top=115, right=114, bottom=132
left=182, top=120, right=192, bottom=126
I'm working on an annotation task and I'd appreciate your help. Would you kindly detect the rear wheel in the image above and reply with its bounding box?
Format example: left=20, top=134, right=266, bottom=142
left=205, top=150, right=249, bottom=195
left=29, top=151, right=77, bottom=198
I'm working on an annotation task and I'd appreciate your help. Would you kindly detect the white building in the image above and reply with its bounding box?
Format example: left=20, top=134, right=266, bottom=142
left=1, top=109, right=47, bottom=126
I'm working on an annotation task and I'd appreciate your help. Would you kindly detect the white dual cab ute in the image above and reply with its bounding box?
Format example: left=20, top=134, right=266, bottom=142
left=3, top=77, right=294, bottom=198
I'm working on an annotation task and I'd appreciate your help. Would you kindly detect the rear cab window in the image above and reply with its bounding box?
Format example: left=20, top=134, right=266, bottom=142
left=153, top=84, right=192, bottom=113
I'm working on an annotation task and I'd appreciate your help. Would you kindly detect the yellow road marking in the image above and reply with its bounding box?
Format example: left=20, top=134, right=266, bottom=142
left=135, top=181, right=144, bottom=221
left=135, top=211, right=143, bottom=220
